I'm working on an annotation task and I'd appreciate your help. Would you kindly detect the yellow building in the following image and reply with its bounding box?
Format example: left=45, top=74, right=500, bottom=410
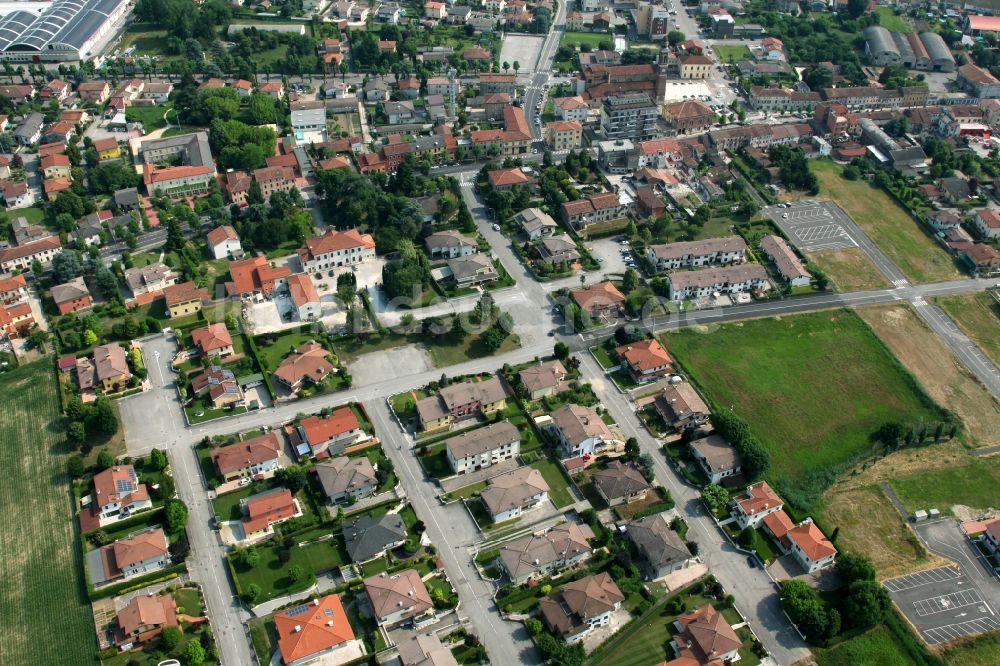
left=93, top=137, right=121, bottom=161
left=163, top=281, right=208, bottom=318
left=545, top=120, right=583, bottom=151
left=679, top=54, right=712, bottom=79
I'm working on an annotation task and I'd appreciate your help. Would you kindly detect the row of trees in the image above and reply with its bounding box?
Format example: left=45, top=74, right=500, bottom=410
left=709, top=410, right=771, bottom=481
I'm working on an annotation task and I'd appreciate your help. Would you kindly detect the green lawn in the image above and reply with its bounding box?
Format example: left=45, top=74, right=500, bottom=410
left=173, top=587, right=204, bottom=616
left=713, top=44, right=751, bottom=62
left=664, top=310, right=946, bottom=510
left=591, top=344, right=617, bottom=369
left=425, top=332, right=521, bottom=368
left=532, top=459, right=575, bottom=508
left=230, top=537, right=348, bottom=603
left=125, top=103, right=171, bottom=131
left=814, top=625, right=917, bottom=666
left=811, top=159, right=960, bottom=283
left=889, top=458, right=1000, bottom=515
left=874, top=7, right=915, bottom=32
left=443, top=480, right=488, bottom=501
left=0, top=362, right=96, bottom=664
left=935, top=292, right=1000, bottom=369
left=560, top=31, right=611, bottom=48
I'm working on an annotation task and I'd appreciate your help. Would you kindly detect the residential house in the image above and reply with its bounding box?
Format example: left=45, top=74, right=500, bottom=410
left=479, top=73, right=517, bottom=95
left=0, top=274, right=28, bottom=305
left=51, top=276, right=92, bottom=314
left=647, top=237, right=747, bottom=271
left=488, top=167, right=534, bottom=191
left=592, top=461, right=651, bottom=506
left=92, top=137, right=121, bottom=161
left=690, top=434, right=741, bottom=484
left=445, top=420, right=520, bottom=474
left=43, top=176, right=72, bottom=200
left=124, top=262, right=175, bottom=298
left=275, top=595, right=357, bottom=666
left=561, top=192, right=625, bottom=229
left=537, top=236, right=581, bottom=267
left=253, top=166, right=295, bottom=199
left=616, top=338, right=672, bottom=382
left=926, top=210, right=962, bottom=232
left=365, top=77, right=391, bottom=102
left=114, top=187, right=140, bottom=212
left=241, top=487, right=300, bottom=538
left=627, top=513, right=694, bottom=579
left=964, top=243, right=1000, bottom=276
left=141, top=82, right=173, bottom=102
left=554, top=96, right=589, bottom=122
left=115, top=595, right=178, bottom=647
left=518, top=359, right=567, bottom=400
left=440, top=253, right=498, bottom=287
left=0, top=179, right=32, bottom=209
left=425, top=231, right=478, bottom=259
left=546, top=120, right=584, bottom=151
left=259, top=81, right=285, bottom=100
left=163, top=281, right=208, bottom=318
left=86, top=465, right=152, bottom=528
left=972, top=209, right=1000, bottom=239
left=539, top=573, right=624, bottom=643
left=40, top=153, right=71, bottom=179
left=287, top=273, right=322, bottom=321
left=13, top=113, right=44, bottom=145
left=0, top=235, right=61, bottom=272
left=207, top=225, right=242, bottom=260
left=666, top=264, right=771, bottom=301
left=653, top=382, right=710, bottom=431
left=760, top=235, right=810, bottom=287
left=0, top=84, right=34, bottom=104
left=414, top=377, right=508, bottom=431
left=982, top=518, right=1000, bottom=558
left=787, top=519, right=837, bottom=572
left=294, top=406, right=365, bottom=458
left=91, top=343, right=132, bottom=392
left=191, top=322, right=234, bottom=359
left=0, top=300, right=33, bottom=338
left=344, top=513, right=406, bottom=562
left=224, top=255, right=291, bottom=299
left=298, top=228, right=377, bottom=272
left=397, top=633, right=459, bottom=666
left=364, top=570, right=433, bottom=627
left=315, top=456, right=378, bottom=504
left=190, top=365, right=244, bottom=408
left=470, top=105, right=531, bottom=156
left=732, top=481, right=784, bottom=529
left=571, top=281, right=625, bottom=318
left=498, top=521, right=594, bottom=584
left=514, top=207, right=558, bottom=240
left=957, top=63, right=1000, bottom=99
left=87, top=527, right=170, bottom=585
left=546, top=403, right=613, bottom=458
left=274, top=341, right=334, bottom=393
left=671, top=605, right=742, bottom=664
left=78, top=81, right=111, bottom=103
left=480, top=467, right=550, bottom=522
left=210, top=433, right=282, bottom=482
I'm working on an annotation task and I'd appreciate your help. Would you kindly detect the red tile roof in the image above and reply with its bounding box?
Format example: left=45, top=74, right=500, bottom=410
left=243, top=488, right=297, bottom=534
left=300, top=228, right=375, bottom=261
left=275, top=595, right=355, bottom=664
left=211, top=433, right=281, bottom=476
left=788, top=520, right=837, bottom=561
left=616, top=339, right=672, bottom=373
left=207, top=225, right=239, bottom=246
left=191, top=322, right=233, bottom=354
left=300, top=406, right=359, bottom=445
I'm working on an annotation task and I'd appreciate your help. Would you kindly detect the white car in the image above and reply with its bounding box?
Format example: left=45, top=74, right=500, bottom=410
left=782, top=213, right=789, bottom=219
left=239, top=477, right=252, bottom=486
left=492, top=223, right=501, bottom=231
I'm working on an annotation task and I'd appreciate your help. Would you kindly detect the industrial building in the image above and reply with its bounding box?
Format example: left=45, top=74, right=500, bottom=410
left=863, top=26, right=954, bottom=72
left=0, top=0, right=130, bottom=63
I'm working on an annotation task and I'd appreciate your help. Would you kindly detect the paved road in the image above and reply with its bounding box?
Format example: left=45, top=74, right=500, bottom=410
left=576, top=354, right=811, bottom=665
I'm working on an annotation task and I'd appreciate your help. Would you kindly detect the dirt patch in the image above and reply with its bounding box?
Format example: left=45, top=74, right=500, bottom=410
left=346, top=343, right=432, bottom=385
left=806, top=248, right=890, bottom=292
left=858, top=304, right=1000, bottom=447
left=817, top=485, right=949, bottom=580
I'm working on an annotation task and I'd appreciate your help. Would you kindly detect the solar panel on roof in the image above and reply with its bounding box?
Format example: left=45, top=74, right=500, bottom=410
left=115, top=479, right=133, bottom=493
left=285, top=604, right=310, bottom=617
left=323, top=608, right=333, bottom=617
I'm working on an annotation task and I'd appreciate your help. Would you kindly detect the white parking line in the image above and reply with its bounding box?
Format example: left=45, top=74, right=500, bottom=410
left=913, top=590, right=983, bottom=617
left=884, top=567, right=962, bottom=592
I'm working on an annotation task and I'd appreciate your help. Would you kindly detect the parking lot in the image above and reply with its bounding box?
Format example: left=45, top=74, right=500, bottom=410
left=585, top=237, right=633, bottom=276
left=766, top=201, right=860, bottom=253
left=498, top=34, right=545, bottom=73
left=884, top=564, right=1000, bottom=645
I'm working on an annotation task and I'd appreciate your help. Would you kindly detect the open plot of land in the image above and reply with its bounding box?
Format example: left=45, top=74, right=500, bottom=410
left=813, top=625, right=918, bottom=666
left=874, top=7, right=915, bottom=32
left=664, top=310, right=946, bottom=509
left=857, top=305, right=1000, bottom=447
left=559, top=31, right=609, bottom=49
left=816, top=485, right=937, bottom=580
left=499, top=33, right=546, bottom=72
left=811, top=160, right=961, bottom=283
left=889, top=458, right=1000, bottom=515
left=713, top=44, right=752, bottom=62
left=935, top=292, right=1000, bottom=369
left=0, top=362, right=96, bottom=665
left=806, top=248, right=890, bottom=292
left=883, top=566, right=1000, bottom=646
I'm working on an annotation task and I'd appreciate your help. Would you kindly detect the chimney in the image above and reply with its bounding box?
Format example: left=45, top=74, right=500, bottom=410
left=313, top=598, right=320, bottom=606
left=294, top=625, right=301, bottom=632
left=326, top=620, right=334, bottom=627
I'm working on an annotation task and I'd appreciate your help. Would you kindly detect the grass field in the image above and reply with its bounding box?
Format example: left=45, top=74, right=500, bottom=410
left=230, top=537, right=347, bottom=603
left=874, top=7, right=915, bottom=32
left=807, top=248, right=890, bottom=292
left=935, top=292, right=1000, bottom=369
left=814, top=625, right=916, bottom=665
left=0, top=362, right=95, bottom=664
left=889, top=457, right=1000, bottom=515
left=811, top=160, right=961, bottom=283
left=560, top=31, right=611, bottom=48
left=531, top=459, right=575, bottom=508
left=713, top=44, right=752, bottom=62
left=253, top=331, right=334, bottom=373
left=942, top=632, right=1000, bottom=666
left=857, top=305, right=1000, bottom=447
left=816, top=485, right=934, bottom=580
left=664, top=310, right=945, bottom=509
left=125, top=104, right=170, bottom=131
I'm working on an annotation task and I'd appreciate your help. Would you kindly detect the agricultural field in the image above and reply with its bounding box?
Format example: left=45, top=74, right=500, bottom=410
left=806, top=248, right=890, bottom=292
left=813, top=625, right=916, bottom=666
left=811, top=160, right=961, bottom=283
left=889, top=457, right=1000, bottom=515
left=873, top=7, right=915, bottom=32
left=0, top=362, right=96, bottom=665
left=857, top=305, right=1000, bottom=448
left=935, top=292, right=1000, bottom=369
left=664, top=310, right=947, bottom=510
